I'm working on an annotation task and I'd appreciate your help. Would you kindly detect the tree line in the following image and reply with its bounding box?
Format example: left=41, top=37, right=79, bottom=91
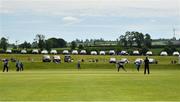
left=0, top=32, right=179, bottom=55
left=0, top=34, right=67, bottom=51
left=118, top=31, right=152, bottom=48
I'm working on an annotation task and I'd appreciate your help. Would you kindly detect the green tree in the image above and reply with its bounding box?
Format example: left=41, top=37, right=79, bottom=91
left=45, top=40, right=53, bottom=51
left=119, top=35, right=127, bottom=47
left=133, top=32, right=144, bottom=48
left=71, top=41, right=77, bottom=50
left=57, top=38, right=67, bottom=48
left=78, top=44, right=84, bottom=50
left=19, top=41, right=31, bottom=49
left=31, top=41, right=38, bottom=48
left=46, top=38, right=67, bottom=48
left=0, top=37, right=8, bottom=51
left=144, top=34, right=152, bottom=48
left=163, top=40, right=177, bottom=55
left=140, top=47, right=149, bottom=55
left=35, top=34, right=45, bottom=50
left=125, top=31, right=134, bottom=47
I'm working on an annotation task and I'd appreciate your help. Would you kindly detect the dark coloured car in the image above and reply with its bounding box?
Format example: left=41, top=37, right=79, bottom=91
left=64, top=55, right=71, bottom=62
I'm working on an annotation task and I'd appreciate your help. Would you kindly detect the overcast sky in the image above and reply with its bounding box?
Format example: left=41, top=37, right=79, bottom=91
left=0, top=0, right=180, bottom=43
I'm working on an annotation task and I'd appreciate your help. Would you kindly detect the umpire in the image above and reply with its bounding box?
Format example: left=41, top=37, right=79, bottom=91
left=144, top=57, right=150, bottom=74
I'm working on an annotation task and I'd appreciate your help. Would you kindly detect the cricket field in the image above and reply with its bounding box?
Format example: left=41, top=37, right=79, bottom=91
left=0, top=54, right=180, bottom=101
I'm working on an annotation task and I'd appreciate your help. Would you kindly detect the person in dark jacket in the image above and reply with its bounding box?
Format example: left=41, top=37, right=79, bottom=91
left=19, top=62, right=24, bottom=71
left=144, top=57, right=150, bottom=74
left=3, top=59, right=9, bottom=72
left=16, top=60, right=20, bottom=71
left=77, top=60, right=81, bottom=70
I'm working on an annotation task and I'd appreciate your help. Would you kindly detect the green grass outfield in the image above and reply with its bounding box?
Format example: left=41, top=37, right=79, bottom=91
left=0, top=54, right=180, bottom=101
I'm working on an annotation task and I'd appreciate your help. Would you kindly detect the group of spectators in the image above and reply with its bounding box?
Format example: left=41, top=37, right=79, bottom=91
left=2, top=59, right=24, bottom=72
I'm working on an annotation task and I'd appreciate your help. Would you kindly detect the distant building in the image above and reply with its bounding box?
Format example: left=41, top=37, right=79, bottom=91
left=152, top=39, right=180, bottom=46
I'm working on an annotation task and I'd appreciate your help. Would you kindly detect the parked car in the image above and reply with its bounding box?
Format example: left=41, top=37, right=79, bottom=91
left=149, top=58, right=158, bottom=64
left=160, top=51, right=168, bottom=56
left=32, top=49, right=39, bottom=54
left=63, top=50, right=69, bottom=54
left=42, top=55, right=51, bottom=62
left=109, top=50, right=115, bottom=55
left=80, top=50, right=87, bottom=54
left=72, top=50, right=78, bottom=55
left=173, top=51, right=180, bottom=56
left=91, top=51, right=97, bottom=55
left=133, top=50, right=140, bottom=55
left=134, top=58, right=144, bottom=64
left=53, top=55, right=61, bottom=63
left=146, top=51, right=153, bottom=56
left=41, top=50, right=48, bottom=54
left=109, top=58, right=116, bottom=63
left=120, top=51, right=128, bottom=55
left=64, top=55, right=71, bottom=62
left=50, top=50, right=57, bottom=54
left=119, top=58, right=129, bottom=64
left=6, top=49, right=12, bottom=54
left=99, top=51, right=106, bottom=55
left=21, top=50, right=27, bottom=54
